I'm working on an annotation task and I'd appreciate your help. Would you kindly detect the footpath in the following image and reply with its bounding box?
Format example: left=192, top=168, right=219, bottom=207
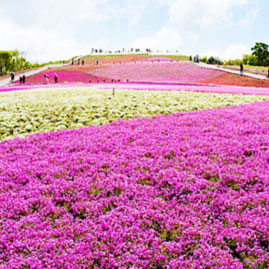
left=0, top=63, right=67, bottom=87
left=196, top=62, right=269, bottom=80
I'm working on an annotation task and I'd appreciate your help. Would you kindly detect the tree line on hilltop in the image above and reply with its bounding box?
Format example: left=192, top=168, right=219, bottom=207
left=199, top=42, right=269, bottom=67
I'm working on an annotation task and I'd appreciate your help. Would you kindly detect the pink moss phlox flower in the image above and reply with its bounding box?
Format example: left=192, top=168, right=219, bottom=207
left=0, top=101, right=268, bottom=267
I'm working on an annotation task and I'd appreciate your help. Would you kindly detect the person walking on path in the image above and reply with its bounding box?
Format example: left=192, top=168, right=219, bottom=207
left=44, top=74, right=49, bottom=84
left=54, top=73, right=58, bottom=83
left=240, top=63, right=244, bottom=76
left=22, top=75, right=26, bottom=84
left=19, top=76, right=23, bottom=85
left=10, top=71, right=15, bottom=82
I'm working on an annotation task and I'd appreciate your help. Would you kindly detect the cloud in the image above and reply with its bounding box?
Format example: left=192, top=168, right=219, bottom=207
left=0, top=0, right=167, bottom=62
left=123, top=0, right=160, bottom=25
left=26, top=0, right=162, bottom=29
left=200, top=43, right=250, bottom=60
left=0, top=0, right=263, bottom=62
left=132, top=27, right=182, bottom=51
left=30, top=0, right=110, bottom=27
left=0, top=0, right=118, bottom=62
left=0, top=13, right=104, bottom=63
left=167, top=0, right=253, bottom=29
left=220, top=43, right=250, bottom=60
left=239, top=7, right=260, bottom=26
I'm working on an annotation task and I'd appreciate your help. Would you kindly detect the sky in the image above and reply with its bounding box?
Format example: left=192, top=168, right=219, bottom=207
left=0, top=0, right=268, bottom=63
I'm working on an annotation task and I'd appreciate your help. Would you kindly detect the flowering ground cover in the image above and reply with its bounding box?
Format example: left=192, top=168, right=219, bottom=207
left=201, top=72, right=269, bottom=88
left=142, top=56, right=173, bottom=62
left=0, top=101, right=268, bottom=268
left=89, top=62, right=224, bottom=83
left=13, top=60, right=269, bottom=88
left=12, top=70, right=107, bottom=85
left=99, top=83, right=269, bottom=96
left=1, top=87, right=268, bottom=141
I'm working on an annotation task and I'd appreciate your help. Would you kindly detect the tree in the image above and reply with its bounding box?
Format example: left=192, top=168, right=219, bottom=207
left=0, top=50, right=41, bottom=75
left=251, top=42, right=269, bottom=66
left=242, top=54, right=257, bottom=66
left=0, top=51, right=12, bottom=75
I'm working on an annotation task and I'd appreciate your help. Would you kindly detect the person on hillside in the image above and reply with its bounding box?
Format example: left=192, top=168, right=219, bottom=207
left=240, top=63, right=244, bottom=76
left=54, top=73, right=58, bottom=83
left=44, top=74, right=49, bottom=84
left=10, top=71, right=15, bottom=82
left=22, top=75, right=26, bottom=84
left=19, top=76, right=23, bottom=85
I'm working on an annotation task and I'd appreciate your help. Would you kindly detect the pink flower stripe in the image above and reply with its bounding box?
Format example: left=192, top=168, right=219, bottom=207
left=89, top=62, right=224, bottom=83
left=100, top=83, right=269, bottom=96
left=1, top=82, right=269, bottom=96
left=12, top=70, right=107, bottom=85
left=0, top=101, right=268, bottom=268
left=142, top=57, right=173, bottom=62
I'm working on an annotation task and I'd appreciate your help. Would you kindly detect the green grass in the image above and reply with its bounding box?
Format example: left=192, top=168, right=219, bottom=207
left=82, top=54, right=190, bottom=61
left=245, top=65, right=268, bottom=70
left=152, top=55, right=189, bottom=61
left=82, top=54, right=149, bottom=60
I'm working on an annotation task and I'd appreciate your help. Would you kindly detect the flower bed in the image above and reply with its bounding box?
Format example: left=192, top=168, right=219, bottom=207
left=89, top=62, right=224, bottom=83
left=142, top=56, right=173, bottom=62
left=0, top=101, right=268, bottom=268
left=1, top=87, right=268, bottom=141
left=100, top=83, right=269, bottom=96
left=201, top=72, right=269, bottom=88
left=12, top=70, right=107, bottom=85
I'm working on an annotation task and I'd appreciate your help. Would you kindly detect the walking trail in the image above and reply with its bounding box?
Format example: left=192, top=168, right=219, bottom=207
left=196, top=62, right=269, bottom=80
left=0, top=63, right=67, bottom=86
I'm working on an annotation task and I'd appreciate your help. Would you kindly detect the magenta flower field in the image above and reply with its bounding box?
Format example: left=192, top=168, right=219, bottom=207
left=89, top=61, right=224, bottom=83
left=12, top=70, right=106, bottom=85
left=100, top=83, right=269, bottom=96
left=2, top=82, right=269, bottom=96
left=0, top=101, right=268, bottom=268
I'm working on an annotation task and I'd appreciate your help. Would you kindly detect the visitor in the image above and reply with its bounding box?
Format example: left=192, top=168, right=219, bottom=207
left=10, top=71, right=15, bottom=82
left=19, top=76, right=23, bottom=85
left=240, top=63, right=244, bottom=76
left=82, top=59, right=84, bottom=65
left=22, top=75, right=26, bottom=84
left=44, top=74, right=49, bottom=84
left=54, top=73, right=58, bottom=83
